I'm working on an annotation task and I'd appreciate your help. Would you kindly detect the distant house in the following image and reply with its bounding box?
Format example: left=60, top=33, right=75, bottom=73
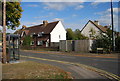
left=15, top=21, right=66, bottom=47
left=81, top=20, right=108, bottom=39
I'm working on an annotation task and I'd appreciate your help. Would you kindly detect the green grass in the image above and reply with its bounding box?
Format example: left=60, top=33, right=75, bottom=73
left=2, top=61, right=72, bottom=79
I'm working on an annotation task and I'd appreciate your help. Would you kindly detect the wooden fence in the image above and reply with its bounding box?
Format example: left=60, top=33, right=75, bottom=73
left=59, top=40, right=94, bottom=53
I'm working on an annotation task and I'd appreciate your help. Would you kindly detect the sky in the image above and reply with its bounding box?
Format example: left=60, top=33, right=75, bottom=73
left=6, top=2, right=119, bottom=33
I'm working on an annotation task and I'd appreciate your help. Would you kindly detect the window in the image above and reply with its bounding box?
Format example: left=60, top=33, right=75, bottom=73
left=30, top=41, right=34, bottom=45
left=38, top=32, right=44, bottom=37
left=30, top=33, right=36, bottom=37
left=38, top=33, right=42, bottom=37
left=30, top=34, right=33, bottom=37
left=37, top=41, right=43, bottom=46
left=59, top=35, right=61, bottom=39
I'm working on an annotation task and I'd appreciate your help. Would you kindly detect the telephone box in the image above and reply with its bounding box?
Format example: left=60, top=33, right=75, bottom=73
left=6, top=34, right=20, bottom=62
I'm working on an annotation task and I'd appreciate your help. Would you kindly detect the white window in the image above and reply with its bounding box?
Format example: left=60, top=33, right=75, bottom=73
left=30, top=41, right=34, bottom=45
left=37, top=41, right=43, bottom=46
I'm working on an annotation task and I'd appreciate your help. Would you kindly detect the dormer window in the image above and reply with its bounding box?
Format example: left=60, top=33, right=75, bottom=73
left=38, top=32, right=44, bottom=37
left=30, top=33, right=36, bottom=37
left=38, top=33, right=42, bottom=37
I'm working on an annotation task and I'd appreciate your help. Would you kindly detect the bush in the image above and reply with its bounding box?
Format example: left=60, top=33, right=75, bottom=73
left=22, top=35, right=32, bottom=46
left=115, top=36, right=120, bottom=52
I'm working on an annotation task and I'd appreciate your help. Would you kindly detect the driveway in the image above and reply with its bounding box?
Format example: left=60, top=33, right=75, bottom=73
left=20, top=50, right=119, bottom=79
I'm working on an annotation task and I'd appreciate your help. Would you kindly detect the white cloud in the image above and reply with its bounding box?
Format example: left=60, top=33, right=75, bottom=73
left=43, top=3, right=64, bottom=10
left=107, top=8, right=119, bottom=14
left=75, top=5, right=84, bottom=10
left=72, top=14, right=77, bottom=17
left=95, top=7, right=118, bottom=31
left=91, top=2, right=102, bottom=6
left=20, top=20, right=43, bottom=27
left=26, top=4, right=39, bottom=7
left=53, top=18, right=64, bottom=22
left=22, top=0, right=118, bottom=2
left=40, top=0, right=85, bottom=2
left=64, top=23, right=85, bottom=30
left=33, top=12, right=54, bottom=19
left=43, top=2, right=84, bottom=11
left=95, top=8, right=119, bottom=16
left=90, top=0, right=118, bottom=2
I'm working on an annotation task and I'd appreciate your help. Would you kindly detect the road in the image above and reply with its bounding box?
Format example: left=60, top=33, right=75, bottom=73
left=20, top=51, right=119, bottom=79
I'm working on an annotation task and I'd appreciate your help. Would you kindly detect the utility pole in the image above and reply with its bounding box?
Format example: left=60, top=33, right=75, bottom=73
left=2, top=0, right=7, bottom=63
left=111, top=0, right=115, bottom=52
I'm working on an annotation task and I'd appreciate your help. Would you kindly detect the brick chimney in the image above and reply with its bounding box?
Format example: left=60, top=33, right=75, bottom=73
left=94, top=20, right=99, bottom=25
left=43, top=20, right=48, bottom=27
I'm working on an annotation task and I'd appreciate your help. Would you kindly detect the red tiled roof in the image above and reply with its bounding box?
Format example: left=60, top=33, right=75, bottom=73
left=81, top=20, right=108, bottom=33
left=90, top=20, right=108, bottom=33
left=26, top=21, right=59, bottom=35
left=14, top=21, right=59, bottom=35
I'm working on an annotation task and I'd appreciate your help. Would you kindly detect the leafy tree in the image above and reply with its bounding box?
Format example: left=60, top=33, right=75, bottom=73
left=6, top=2, right=23, bottom=29
left=94, top=27, right=112, bottom=53
left=1, top=1, right=23, bottom=63
left=23, top=35, right=32, bottom=46
left=74, top=29, right=88, bottom=40
left=115, top=36, right=120, bottom=52
left=66, top=28, right=75, bottom=40
left=0, top=2, right=23, bottom=28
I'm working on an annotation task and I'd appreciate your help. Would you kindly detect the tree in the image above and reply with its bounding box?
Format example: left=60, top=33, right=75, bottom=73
left=23, top=36, right=32, bottom=46
left=74, top=29, right=88, bottom=40
left=66, top=28, right=75, bottom=40
left=6, top=2, right=23, bottom=29
left=2, top=1, right=23, bottom=63
left=115, top=36, right=120, bottom=52
left=94, top=27, right=112, bottom=53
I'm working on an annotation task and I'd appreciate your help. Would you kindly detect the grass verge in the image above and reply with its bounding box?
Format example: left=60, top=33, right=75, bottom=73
left=2, top=61, right=72, bottom=79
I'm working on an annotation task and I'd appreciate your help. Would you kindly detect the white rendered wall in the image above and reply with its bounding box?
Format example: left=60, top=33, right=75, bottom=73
left=50, top=21, right=66, bottom=42
left=81, top=22, right=102, bottom=38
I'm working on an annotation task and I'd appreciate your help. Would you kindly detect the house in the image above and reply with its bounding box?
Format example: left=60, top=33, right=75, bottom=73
left=81, top=20, right=108, bottom=39
left=15, top=21, right=66, bottom=47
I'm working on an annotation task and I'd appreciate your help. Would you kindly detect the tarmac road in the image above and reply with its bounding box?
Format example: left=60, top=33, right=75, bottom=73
left=20, top=50, right=119, bottom=79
